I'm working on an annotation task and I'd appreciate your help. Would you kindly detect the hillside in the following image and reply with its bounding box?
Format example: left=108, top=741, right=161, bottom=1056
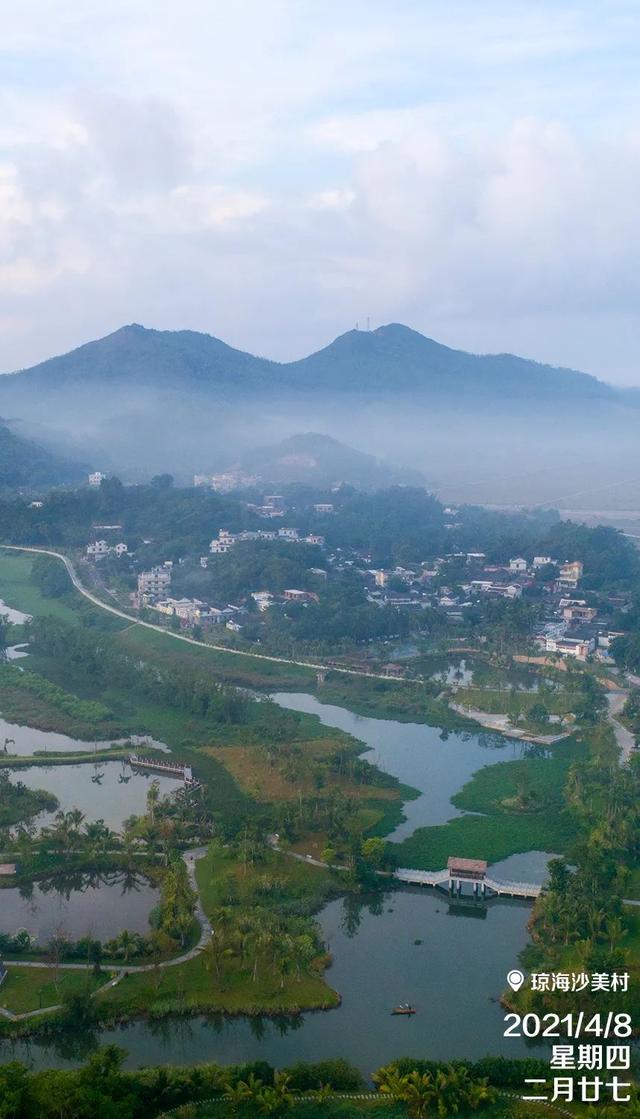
left=284, top=323, right=613, bottom=400
left=0, top=321, right=614, bottom=402
left=0, top=420, right=85, bottom=491
left=238, top=433, right=424, bottom=488
left=0, top=322, right=634, bottom=504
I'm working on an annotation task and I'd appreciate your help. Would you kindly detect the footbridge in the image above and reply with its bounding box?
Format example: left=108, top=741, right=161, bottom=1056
left=394, top=856, right=542, bottom=900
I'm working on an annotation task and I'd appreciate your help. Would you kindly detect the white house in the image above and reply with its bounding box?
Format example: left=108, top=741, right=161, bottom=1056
left=114, top=542, right=128, bottom=556
left=88, top=471, right=107, bottom=487
left=543, top=635, right=594, bottom=661
left=532, top=555, right=554, bottom=569
left=278, top=527, right=299, bottom=540
left=251, top=591, right=274, bottom=612
left=313, top=503, right=334, bottom=514
left=86, top=539, right=110, bottom=558
left=509, top=557, right=528, bottom=572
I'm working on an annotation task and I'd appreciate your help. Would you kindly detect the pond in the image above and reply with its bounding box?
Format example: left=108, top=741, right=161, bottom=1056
left=422, top=656, right=560, bottom=694
left=10, top=761, right=184, bottom=832
left=271, top=691, right=527, bottom=840
left=0, top=716, right=169, bottom=758
left=0, top=889, right=544, bottom=1072
left=0, top=686, right=557, bottom=1074
left=0, top=871, right=159, bottom=943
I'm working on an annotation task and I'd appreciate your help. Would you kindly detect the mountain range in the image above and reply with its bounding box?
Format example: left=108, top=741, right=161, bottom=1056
left=0, top=321, right=615, bottom=403
left=0, top=322, right=636, bottom=506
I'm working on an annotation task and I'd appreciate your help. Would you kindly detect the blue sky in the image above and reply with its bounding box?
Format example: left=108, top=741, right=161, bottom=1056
left=2, top=0, right=640, bottom=382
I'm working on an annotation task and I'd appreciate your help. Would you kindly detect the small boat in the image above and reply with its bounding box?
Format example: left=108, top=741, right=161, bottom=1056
left=391, top=1004, right=417, bottom=1015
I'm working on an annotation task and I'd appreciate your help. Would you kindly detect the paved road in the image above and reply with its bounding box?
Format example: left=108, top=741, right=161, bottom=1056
left=0, top=544, right=405, bottom=684
left=606, top=690, right=635, bottom=765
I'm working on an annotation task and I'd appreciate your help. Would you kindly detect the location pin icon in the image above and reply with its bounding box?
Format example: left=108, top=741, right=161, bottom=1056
left=507, top=969, right=525, bottom=992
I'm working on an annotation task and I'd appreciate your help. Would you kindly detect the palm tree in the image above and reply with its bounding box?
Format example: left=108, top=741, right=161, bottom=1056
left=255, top=1074, right=295, bottom=1115
left=146, top=779, right=161, bottom=826
left=604, top=915, right=627, bottom=953
left=112, top=928, right=140, bottom=962
left=373, top=1064, right=409, bottom=1100
left=224, top=1073, right=264, bottom=1113
left=403, top=1071, right=437, bottom=1118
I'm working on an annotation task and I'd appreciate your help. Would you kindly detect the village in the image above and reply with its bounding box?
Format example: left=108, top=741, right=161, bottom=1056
left=81, top=480, right=627, bottom=667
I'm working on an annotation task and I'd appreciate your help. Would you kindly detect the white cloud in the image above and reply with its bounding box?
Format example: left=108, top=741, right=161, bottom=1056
left=2, top=1, right=640, bottom=381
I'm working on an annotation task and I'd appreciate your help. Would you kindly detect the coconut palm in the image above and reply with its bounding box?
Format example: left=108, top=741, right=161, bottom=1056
left=403, top=1071, right=437, bottom=1118
left=373, top=1064, right=410, bottom=1099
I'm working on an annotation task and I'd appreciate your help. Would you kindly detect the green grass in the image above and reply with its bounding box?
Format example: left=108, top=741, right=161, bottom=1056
left=195, top=843, right=338, bottom=922
left=0, top=552, right=78, bottom=624
left=95, top=949, right=339, bottom=1018
left=395, top=810, right=578, bottom=870
left=317, top=674, right=460, bottom=726
left=0, top=967, right=107, bottom=1014
left=393, top=739, right=584, bottom=869
left=452, top=738, right=583, bottom=814
left=118, top=623, right=316, bottom=689
left=454, top=685, right=579, bottom=718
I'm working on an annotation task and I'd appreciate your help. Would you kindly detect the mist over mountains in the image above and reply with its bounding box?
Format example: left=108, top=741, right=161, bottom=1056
left=0, top=322, right=637, bottom=507
left=0, top=419, right=85, bottom=492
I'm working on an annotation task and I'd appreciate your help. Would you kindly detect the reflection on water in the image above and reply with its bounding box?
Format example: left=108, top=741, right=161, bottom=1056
left=0, top=890, right=543, bottom=1072
left=0, top=716, right=169, bottom=757
left=271, top=691, right=525, bottom=840
left=11, top=761, right=183, bottom=831
left=0, top=871, right=159, bottom=942
left=0, top=684, right=557, bottom=1072
left=490, top=850, right=559, bottom=884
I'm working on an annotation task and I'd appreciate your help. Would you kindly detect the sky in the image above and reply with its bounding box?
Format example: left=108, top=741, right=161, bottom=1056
left=2, top=0, right=640, bottom=383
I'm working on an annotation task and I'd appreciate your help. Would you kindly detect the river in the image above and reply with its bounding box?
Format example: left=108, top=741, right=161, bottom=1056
left=271, top=691, right=531, bottom=839
left=0, top=688, right=556, bottom=1072
left=0, top=586, right=552, bottom=1070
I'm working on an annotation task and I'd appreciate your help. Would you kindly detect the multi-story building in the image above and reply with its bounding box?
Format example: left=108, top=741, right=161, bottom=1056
left=86, top=539, right=110, bottom=558
left=88, top=471, right=107, bottom=487
left=543, top=634, right=594, bottom=660
left=558, top=560, right=584, bottom=589
left=283, top=589, right=319, bottom=603
left=137, top=566, right=171, bottom=598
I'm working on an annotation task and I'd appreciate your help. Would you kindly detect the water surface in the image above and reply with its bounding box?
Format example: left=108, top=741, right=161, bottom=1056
left=0, top=890, right=541, bottom=1071
left=11, top=761, right=183, bottom=831
left=271, top=692, right=525, bottom=840
left=0, top=872, right=159, bottom=943
left=0, top=717, right=168, bottom=758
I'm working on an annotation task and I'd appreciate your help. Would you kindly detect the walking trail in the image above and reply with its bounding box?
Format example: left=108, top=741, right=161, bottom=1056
left=0, top=847, right=211, bottom=1022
